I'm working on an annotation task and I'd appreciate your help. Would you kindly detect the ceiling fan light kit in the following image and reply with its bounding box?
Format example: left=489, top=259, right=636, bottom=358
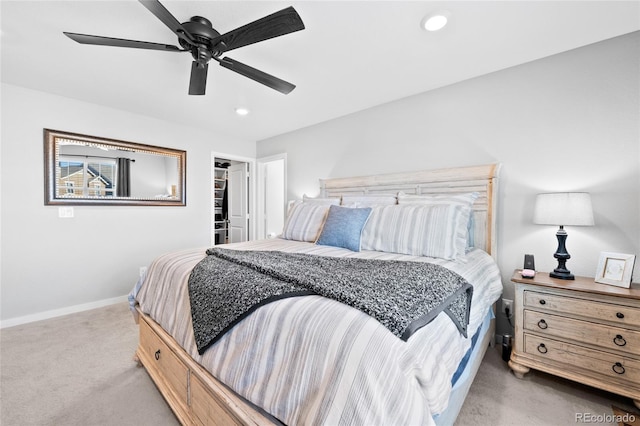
left=64, top=0, right=305, bottom=96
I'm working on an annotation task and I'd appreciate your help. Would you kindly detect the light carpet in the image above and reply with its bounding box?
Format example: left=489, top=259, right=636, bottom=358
left=1, top=302, right=636, bottom=425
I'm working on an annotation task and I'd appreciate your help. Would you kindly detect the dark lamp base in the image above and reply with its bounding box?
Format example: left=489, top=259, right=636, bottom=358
left=550, top=270, right=575, bottom=280
left=551, top=226, right=575, bottom=280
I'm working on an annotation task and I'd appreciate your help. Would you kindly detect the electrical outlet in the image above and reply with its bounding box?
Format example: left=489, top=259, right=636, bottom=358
left=139, top=266, right=148, bottom=278
left=502, top=299, right=513, bottom=315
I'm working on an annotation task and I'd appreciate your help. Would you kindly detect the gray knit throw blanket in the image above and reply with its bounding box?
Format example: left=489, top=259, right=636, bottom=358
left=188, top=248, right=473, bottom=354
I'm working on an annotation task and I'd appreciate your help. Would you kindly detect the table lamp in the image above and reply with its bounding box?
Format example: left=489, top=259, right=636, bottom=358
left=533, top=192, right=594, bottom=280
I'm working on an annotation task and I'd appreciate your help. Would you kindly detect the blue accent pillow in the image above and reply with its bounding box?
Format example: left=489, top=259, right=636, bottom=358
left=316, top=205, right=373, bottom=252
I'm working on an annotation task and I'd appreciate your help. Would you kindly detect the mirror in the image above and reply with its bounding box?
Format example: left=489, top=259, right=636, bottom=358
left=44, top=129, right=186, bottom=206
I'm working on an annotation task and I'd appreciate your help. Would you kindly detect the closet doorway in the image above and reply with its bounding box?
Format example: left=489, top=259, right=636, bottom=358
left=211, top=153, right=255, bottom=246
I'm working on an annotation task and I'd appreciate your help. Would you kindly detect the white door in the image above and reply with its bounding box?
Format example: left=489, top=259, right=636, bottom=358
left=264, top=159, right=285, bottom=238
left=257, top=154, right=287, bottom=240
left=228, top=162, right=248, bottom=243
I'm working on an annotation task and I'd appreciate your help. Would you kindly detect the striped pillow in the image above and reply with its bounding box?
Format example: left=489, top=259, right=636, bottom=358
left=361, top=204, right=473, bottom=260
left=398, top=192, right=479, bottom=248
left=282, top=203, right=331, bottom=242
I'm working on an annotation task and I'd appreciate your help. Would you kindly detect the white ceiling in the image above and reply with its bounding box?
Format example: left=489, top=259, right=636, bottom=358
left=2, top=1, right=639, bottom=142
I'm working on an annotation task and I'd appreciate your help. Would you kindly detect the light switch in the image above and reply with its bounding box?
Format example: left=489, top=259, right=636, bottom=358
left=58, top=207, right=74, bottom=218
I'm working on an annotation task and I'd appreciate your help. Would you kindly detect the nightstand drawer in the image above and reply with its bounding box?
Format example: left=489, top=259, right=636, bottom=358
left=524, top=290, right=640, bottom=327
left=524, top=310, right=640, bottom=356
left=511, top=271, right=640, bottom=406
left=523, top=334, right=640, bottom=387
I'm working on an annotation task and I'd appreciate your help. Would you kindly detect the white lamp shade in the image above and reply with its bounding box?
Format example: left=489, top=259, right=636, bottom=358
left=533, top=192, right=594, bottom=226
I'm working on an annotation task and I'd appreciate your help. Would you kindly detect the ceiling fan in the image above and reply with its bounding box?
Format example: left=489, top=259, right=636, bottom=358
left=63, top=0, right=305, bottom=95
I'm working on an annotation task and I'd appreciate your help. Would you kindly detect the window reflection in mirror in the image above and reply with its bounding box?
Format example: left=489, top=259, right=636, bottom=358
left=44, top=129, right=186, bottom=206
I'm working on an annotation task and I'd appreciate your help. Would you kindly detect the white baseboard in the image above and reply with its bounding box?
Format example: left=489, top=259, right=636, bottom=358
left=0, top=295, right=128, bottom=329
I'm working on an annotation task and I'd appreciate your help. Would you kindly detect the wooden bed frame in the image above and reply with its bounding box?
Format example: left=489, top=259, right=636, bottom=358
left=135, top=163, right=502, bottom=425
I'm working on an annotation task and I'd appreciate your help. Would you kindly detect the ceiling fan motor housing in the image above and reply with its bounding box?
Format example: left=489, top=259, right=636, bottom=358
left=180, top=16, right=222, bottom=62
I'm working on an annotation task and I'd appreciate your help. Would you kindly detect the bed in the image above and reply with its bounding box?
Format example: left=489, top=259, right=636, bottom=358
left=132, top=163, right=503, bottom=425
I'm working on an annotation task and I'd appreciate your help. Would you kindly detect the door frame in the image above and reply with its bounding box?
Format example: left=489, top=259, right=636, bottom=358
left=256, top=153, right=288, bottom=240
left=210, top=152, right=256, bottom=245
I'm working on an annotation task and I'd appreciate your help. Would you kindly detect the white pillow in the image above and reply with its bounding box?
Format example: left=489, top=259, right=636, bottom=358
left=397, top=192, right=478, bottom=206
left=341, top=194, right=397, bottom=207
left=282, top=203, right=331, bottom=242
left=361, top=204, right=473, bottom=260
left=302, top=194, right=340, bottom=205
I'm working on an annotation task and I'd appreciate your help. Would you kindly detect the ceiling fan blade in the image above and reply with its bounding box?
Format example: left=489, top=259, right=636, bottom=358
left=218, top=57, right=295, bottom=94
left=214, top=6, right=304, bottom=53
left=64, top=32, right=182, bottom=51
left=189, top=61, right=209, bottom=95
left=139, top=0, right=195, bottom=44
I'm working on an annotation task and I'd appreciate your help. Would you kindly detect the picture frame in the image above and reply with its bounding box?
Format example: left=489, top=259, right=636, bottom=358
left=595, top=252, right=636, bottom=288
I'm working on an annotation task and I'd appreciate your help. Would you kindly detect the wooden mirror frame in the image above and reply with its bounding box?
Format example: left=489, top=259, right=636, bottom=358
left=44, top=129, right=186, bottom=206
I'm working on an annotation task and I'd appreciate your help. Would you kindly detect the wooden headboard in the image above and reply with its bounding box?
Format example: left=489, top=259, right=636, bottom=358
left=319, top=164, right=501, bottom=259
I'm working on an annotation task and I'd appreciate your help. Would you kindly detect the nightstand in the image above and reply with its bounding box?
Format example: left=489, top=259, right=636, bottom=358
left=508, top=270, right=640, bottom=409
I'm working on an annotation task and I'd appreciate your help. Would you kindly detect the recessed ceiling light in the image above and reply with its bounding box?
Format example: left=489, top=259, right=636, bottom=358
left=422, top=11, right=450, bottom=32
left=235, top=107, right=250, bottom=116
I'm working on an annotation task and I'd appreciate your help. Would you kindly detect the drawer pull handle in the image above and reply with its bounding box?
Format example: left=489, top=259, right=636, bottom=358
left=155, top=350, right=161, bottom=361
left=614, top=335, right=627, bottom=347
left=539, top=299, right=546, bottom=305
left=537, top=319, right=548, bottom=329
left=616, top=312, right=625, bottom=319
left=537, top=343, right=548, bottom=354
left=612, top=362, right=625, bottom=375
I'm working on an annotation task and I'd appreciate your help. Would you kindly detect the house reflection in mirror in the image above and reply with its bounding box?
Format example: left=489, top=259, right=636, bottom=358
left=44, top=129, right=186, bottom=206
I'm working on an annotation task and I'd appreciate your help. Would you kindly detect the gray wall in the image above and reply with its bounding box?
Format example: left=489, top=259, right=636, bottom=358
left=1, top=83, right=255, bottom=323
left=2, top=32, right=638, bottom=331
left=257, top=32, right=640, bottom=335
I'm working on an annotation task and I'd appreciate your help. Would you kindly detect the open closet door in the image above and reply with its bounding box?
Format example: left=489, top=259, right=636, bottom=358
left=227, top=162, right=248, bottom=243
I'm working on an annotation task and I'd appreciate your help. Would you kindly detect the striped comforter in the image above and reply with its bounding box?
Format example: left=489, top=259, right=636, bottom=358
left=135, top=239, right=503, bottom=425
